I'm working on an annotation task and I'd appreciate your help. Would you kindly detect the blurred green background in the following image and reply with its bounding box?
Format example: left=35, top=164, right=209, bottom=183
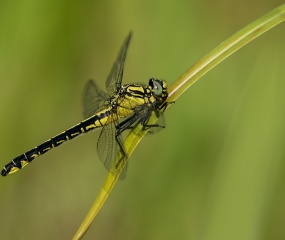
left=0, top=1, right=285, bottom=240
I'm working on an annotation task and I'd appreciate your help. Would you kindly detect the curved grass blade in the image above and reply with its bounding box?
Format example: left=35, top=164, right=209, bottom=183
left=72, top=4, right=285, bottom=239
left=167, top=4, right=285, bottom=102
left=72, top=123, right=146, bottom=240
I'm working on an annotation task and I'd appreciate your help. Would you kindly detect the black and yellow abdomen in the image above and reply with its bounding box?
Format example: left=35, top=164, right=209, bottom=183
left=1, top=109, right=112, bottom=176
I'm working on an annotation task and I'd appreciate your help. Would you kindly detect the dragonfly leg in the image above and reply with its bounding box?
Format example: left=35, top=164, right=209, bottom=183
left=114, top=133, right=127, bottom=169
left=159, top=101, right=175, bottom=112
left=140, top=110, right=165, bottom=130
left=142, top=122, right=165, bottom=130
left=114, top=113, right=141, bottom=169
left=116, top=112, right=141, bottom=132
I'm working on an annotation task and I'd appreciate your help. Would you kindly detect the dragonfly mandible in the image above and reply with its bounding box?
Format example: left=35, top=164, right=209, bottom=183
left=1, top=32, right=169, bottom=177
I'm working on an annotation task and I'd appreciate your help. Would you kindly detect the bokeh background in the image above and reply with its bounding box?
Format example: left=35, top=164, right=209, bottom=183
left=0, top=1, right=285, bottom=240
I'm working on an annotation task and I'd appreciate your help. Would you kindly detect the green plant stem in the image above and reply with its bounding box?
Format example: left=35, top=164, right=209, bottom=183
left=72, top=4, right=285, bottom=239
left=167, top=4, right=285, bottom=102
left=72, top=125, right=147, bottom=240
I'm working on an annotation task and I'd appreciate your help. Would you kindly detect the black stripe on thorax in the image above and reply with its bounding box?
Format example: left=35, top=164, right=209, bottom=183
left=124, top=85, right=147, bottom=99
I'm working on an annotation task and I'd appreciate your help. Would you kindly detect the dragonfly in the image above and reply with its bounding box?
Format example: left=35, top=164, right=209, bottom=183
left=1, top=32, right=169, bottom=177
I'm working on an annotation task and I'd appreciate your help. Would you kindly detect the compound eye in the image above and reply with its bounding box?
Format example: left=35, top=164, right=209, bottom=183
left=152, top=79, right=163, bottom=96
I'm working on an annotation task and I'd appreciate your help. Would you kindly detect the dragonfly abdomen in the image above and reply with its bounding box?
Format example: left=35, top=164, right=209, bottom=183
left=1, top=110, right=112, bottom=176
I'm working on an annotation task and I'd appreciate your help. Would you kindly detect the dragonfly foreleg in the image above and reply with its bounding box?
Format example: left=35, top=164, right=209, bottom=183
left=140, top=109, right=165, bottom=130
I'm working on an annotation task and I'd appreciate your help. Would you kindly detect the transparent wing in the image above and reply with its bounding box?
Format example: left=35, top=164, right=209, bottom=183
left=105, top=32, right=132, bottom=94
left=146, top=108, right=166, bottom=134
left=97, top=117, right=128, bottom=180
left=147, top=113, right=166, bottom=134
left=97, top=121, right=117, bottom=171
left=82, top=79, right=109, bottom=119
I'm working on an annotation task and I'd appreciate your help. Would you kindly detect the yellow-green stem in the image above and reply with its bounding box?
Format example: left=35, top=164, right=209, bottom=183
left=73, top=4, right=285, bottom=239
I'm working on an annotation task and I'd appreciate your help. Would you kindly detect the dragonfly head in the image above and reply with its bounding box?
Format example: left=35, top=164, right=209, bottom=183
left=148, top=78, right=168, bottom=105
